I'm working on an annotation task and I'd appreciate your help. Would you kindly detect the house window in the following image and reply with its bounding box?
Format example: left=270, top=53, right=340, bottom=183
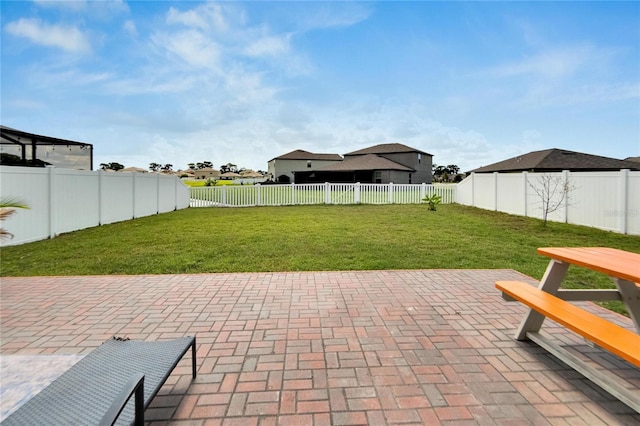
left=374, top=171, right=382, bottom=183
left=417, top=153, right=421, bottom=164
left=409, top=174, right=412, bottom=184
left=307, top=161, right=312, bottom=168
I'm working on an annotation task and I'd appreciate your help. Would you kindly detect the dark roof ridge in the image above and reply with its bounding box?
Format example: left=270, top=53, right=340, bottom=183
left=270, top=149, right=342, bottom=161
left=345, top=143, right=432, bottom=156
left=469, top=148, right=640, bottom=173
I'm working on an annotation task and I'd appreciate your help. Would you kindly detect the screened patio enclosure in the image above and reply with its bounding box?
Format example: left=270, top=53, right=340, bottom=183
left=1, top=125, right=93, bottom=170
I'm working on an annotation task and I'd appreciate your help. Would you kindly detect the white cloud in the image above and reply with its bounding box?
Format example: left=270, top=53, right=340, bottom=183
left=123, top=20, right=136, bottom=35
left=33, top=0, right=129, bottom=17
left=492, top=46, right=592, bottom=79
left=223, top=68, right=279, bottom=105
left=166, top=3, right=227, bottom=32
left=152, top=30, right=221, bottom=69
left=33, top=0, right=88, bottom=11
left=5, top=18, right=91, bottom=53
left=244, top=33, right=291, bottom=57
left=26, top=66, right=111, bottom=89
left=296, top=3, right=373, bottom=31
left=490, top=43, right=624, bottom=82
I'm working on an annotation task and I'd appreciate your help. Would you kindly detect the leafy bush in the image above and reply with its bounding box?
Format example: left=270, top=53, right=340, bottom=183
left=422, top=193, right=442, bottom=211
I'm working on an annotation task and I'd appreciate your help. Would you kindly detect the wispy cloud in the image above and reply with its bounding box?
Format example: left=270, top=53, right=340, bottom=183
left=123, top=20, right=136, bottom=35
left=27, top=66, right=111, bottom=89
left=244, top=33, right=292, bottom=57
left=295, top=3, right=373, bottom=31
left=5, top=18, right=91, bottom=53
left=33, top=0, right=129, bottom=16
left=151, top=30, right=221, bottom=69
left=166, top=3, right=229, bottom=32
left=490, top=45, right=597, bottom=79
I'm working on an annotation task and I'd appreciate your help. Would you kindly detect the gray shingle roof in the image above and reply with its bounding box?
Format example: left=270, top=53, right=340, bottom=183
left=317, top=154, right=414, bottom=172
left=271, top=150, right=342, bottom=161
left=470, top=149, right=640, bottom=173
left=344, top=143, right=432, bottom=156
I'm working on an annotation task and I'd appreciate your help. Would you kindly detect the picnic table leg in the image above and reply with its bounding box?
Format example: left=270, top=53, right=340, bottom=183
left=615, top=278, right=640, bottom=333
left=514, top=260, right=570, bottom=340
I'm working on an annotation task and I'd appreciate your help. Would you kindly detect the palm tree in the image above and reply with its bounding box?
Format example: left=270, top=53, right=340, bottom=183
left=0, top=197, right=29, bottom=240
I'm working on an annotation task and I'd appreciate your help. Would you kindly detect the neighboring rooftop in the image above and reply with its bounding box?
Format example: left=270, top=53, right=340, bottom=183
left=317, top=154, right=414, bottom=172
left=345, top=143, right=432, bottom=157
left=470, top=148, right=640, bottom=173
left=271, top=150, right=343, bottom=161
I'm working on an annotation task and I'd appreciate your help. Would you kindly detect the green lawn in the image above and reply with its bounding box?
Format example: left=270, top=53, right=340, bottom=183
left=2, top=204, right=638, bottom=312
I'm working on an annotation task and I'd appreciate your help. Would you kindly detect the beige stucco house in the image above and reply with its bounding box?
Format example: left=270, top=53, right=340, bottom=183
left=267, top=150, right=343, bottom=183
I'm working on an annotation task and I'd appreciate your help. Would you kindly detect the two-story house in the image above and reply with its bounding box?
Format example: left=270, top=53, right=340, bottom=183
left=267, top=150, right=343, bottom=183
left=292, top=143, right=433, bottom=184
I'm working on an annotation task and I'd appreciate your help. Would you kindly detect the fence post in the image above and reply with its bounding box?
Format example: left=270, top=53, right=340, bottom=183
left=325, top=182, right=331, bottom=204
left=493, top=172, right=499, bottom=211
left=522, top=171, right=528, bottom=217
left=563, top=170, right=570, bottom=223
left=47, top=166, right=56, bottom=239
left=389, top=182, right=394, bottom=204
left=99, top=169, right=105, bottom=224
left=420, top=182, right=426, bottom=201
left=470, top=173, right=475, bottom=207
left=174, top=177, right=179, bottom=211
left=291, top=182, right=296, bottom=205
left=156, top=173, right=161, bottom=214
left=256, top=184, right=262, bottom=206
left=355, top=182, right=361, bottom=204
left=222, top=185, right=227, bottom=206
left=620, top=169, right=629, bottom=234
left=131, top=172, right=136, bottom=218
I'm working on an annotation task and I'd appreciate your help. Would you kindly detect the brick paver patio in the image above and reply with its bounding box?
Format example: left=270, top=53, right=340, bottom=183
left=1, top=269, right=638, bottom=425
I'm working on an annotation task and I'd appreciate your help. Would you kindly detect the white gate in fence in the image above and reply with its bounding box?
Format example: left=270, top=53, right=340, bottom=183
left=190, top=182, right=456, bottom=207
left=456, top=170, right=639, bottom=235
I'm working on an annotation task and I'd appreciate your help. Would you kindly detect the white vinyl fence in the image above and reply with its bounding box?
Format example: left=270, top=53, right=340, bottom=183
left=457, top=170, right=640, bottom=235
left=190, top=182, right=456, bottom=207
left=0, top=166, right=191, bottom=246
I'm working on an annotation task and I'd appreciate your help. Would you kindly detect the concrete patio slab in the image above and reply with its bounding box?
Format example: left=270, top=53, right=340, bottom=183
left=1, top=270, right=638, bottom=425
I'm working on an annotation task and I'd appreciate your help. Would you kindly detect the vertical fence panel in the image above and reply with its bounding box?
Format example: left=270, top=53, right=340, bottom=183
left=456, top=170, right=639, bottom=235
left=134, top=173, right=160, bottom=217
left=102, top=173, right=135, bottom=224
left=0, top=166, right=50, bottom=244
left=472, top=174, right=496, bottom=210
left=568, top=171, right=622, bottom=232
left=53, top=168, right=100, bottom=234
left=1, top=166, right=190, bottom=246
left=496, top=173, right=526, bottom=215
left=627, top=172, right=640, bottom=235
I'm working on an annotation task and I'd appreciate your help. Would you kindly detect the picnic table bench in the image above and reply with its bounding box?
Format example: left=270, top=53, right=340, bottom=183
left=496, top=247, right=640, bottom=413
left=2, top=336, right=196, bottom=425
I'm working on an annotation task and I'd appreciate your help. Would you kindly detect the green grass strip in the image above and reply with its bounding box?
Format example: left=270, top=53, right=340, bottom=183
left=2, top=204, right=638, bottom=314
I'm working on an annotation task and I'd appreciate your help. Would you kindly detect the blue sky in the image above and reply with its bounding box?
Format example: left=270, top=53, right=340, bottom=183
left=1, top=1, right=638, bottom=172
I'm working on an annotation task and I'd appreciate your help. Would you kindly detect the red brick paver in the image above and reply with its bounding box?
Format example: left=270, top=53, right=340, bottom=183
left=1, top=270, right=639, bottom=424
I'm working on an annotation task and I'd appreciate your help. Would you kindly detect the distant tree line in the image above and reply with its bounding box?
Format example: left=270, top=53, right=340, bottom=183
left=99, top=162, right=124, bottom=171
left=432, top=164, right=463, bottom=183
left=99, top=160, right=265, bottom=175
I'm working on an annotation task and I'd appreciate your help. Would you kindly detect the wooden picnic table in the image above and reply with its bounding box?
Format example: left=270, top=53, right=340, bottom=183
left=496, top=246, right=640, bottom=413
left=515, top=247, right=640, bottom=338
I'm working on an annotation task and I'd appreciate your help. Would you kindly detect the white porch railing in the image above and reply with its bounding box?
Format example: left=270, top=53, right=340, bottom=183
left=190, top=182, right=456, bottom=207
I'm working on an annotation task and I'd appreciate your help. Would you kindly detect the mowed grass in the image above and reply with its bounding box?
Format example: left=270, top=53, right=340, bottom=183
left=2, top=204, right=638, bottom=276
left=2, top=204, right=639, bottom=313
